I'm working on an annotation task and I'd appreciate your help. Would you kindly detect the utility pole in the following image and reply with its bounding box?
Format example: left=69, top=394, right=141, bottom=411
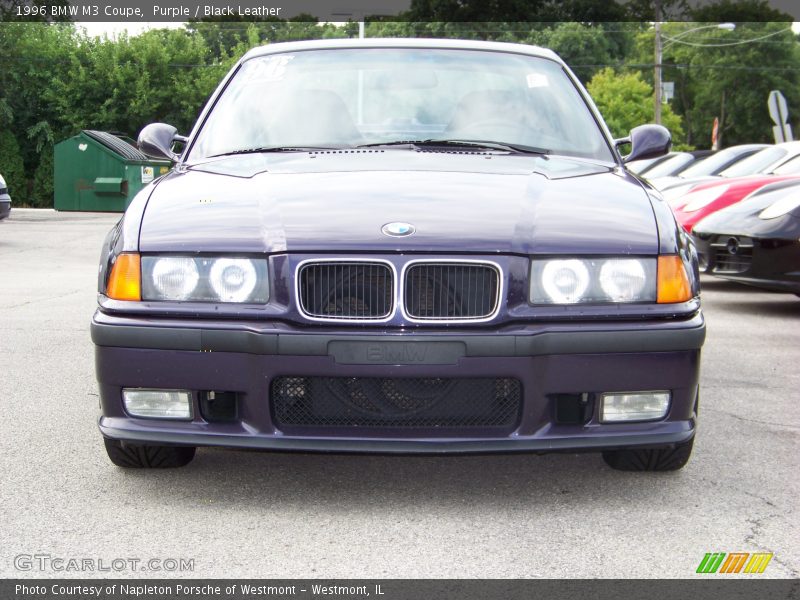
left=654, top=0, right=662, bottom=125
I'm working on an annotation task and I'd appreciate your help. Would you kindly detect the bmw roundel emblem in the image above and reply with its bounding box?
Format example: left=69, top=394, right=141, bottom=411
left=381, top=222, right=416, bottom=237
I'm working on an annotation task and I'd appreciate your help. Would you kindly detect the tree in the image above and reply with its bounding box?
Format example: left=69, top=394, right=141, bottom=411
left=526, top=23, right=622, bottom=83
left=27, top=121, right=55, bottom=207
left=587, top=68, right=687, bottom=146
left=632, top=21, right=799, bottom=147
left=0, top=131, right=27, bottom=204
left=186, top=16, right=346, bottom=59
left=405, top=0, right=629, bottom=21
left=0, top=23, right=77, bottom=173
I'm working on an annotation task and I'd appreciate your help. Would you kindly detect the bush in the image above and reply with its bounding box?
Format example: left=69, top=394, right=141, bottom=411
left=30, top=144, right=54, bottom=208
left=0, top=130, right=26, bottom=203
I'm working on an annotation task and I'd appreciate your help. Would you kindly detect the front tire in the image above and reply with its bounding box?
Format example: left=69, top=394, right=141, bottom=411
left=103, top=438, right=196, bottom=468
left=602, top=437, right=694, bottom=472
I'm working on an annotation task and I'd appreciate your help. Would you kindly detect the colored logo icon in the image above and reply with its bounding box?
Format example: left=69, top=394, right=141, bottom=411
left=696, top=552, right=773, bottom=574
left=381, top=222, right=415, bottom=237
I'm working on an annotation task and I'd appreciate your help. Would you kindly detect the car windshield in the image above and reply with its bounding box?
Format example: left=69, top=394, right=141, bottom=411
left=770, top=154, right=800, bottom=175
left=188, top=48, right=614, bottom=162
left=720, top=146, right=787, bottom=177
left=642, top=153, right=694, bottom=178
left=679, top=147, right=754, bottom=178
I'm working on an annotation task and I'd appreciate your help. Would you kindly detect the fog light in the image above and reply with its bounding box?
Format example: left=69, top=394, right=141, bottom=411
left=123, top=389, right=192, bottom=420
left=600, top=391, right=670, bottom=422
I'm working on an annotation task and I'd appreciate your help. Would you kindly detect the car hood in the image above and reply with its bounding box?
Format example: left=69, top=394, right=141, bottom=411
left=694, top=181, right=800, bottom=236
left=138, top=151, right=658, bottom=255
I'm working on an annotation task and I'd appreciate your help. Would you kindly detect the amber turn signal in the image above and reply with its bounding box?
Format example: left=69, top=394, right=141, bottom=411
left=106, top=253, right=141, bottom=301
left=657, top=255, right=692, bottom=303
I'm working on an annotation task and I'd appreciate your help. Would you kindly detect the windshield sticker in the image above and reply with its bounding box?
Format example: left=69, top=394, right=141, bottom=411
left=244, top=55, right=294, bottom=83
left=526, top=73, right=549, bottom=88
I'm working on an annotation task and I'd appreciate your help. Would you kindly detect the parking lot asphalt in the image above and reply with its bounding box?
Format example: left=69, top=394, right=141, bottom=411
left=0, top=208, right=798, bottom=579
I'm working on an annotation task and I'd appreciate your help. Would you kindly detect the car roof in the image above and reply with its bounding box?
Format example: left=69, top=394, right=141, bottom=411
left=241, top=38, right=562, bottom=63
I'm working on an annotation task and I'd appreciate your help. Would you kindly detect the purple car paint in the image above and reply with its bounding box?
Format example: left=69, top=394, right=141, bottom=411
left=92, top=39, right=703, bottom=470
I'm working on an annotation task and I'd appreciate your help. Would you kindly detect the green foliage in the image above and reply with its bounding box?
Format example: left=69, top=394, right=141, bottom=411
left=404, top=0, right=629, bottom=21
left=0, top=23, right=77, bottom=171
left=186, top=17, right=347, bottom=59
left=632, top=21, right=799, bottom=147
left=30, top=144, right=54, bottom=208
left=0, top=130, right=27, bottom=203
left=1, top=17, right=799, bottom=204
left=587, top=68, right=687, bottom=147
left=527, top=23, right=620, bottom=83
left=25, top=121, right=54, bottom=206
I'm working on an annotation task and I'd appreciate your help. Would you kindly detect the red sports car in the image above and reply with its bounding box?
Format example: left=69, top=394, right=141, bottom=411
left=669, top=174, right=800, bottom=233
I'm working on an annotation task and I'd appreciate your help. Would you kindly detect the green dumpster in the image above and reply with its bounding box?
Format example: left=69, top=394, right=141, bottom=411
left=54, top=130, right=171, bottom=212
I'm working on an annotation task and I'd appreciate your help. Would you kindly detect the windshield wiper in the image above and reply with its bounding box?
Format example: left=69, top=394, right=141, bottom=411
left=207, top=146, right=340, bottom=158
left=355, top=139, right=550, bottom=155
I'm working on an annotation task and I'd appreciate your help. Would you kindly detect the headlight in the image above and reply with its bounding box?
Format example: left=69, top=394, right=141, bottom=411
left=209, top=258, right=258, bottom=302
left=681, top=185, right=729, bottom=212
left=759, top=194, right=800, bottom=219
left=150, top=257, right=199, bottom=300
left=540, top=259, right=590, bottom=304
left=531, top=258, right=657, bottom=304
left=599, top=259, right=647, bottom=302
left=141, top=256, right=269, bottom=303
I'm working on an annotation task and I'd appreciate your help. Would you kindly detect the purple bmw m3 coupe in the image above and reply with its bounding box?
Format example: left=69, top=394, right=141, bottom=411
left=92, top=39, right=704, bottom=470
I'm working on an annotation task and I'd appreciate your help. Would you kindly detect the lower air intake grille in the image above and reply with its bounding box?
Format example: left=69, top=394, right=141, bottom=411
left=404, top=262, right=499, bottom=320
left=298, top=261, right=393, bottom=320
left=272, top=376, right=521, bottom=430
left=710, top=236, right=754, bottom=274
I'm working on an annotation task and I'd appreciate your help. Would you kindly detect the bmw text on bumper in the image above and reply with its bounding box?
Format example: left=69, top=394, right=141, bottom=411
left=93, top=39, right=704, bottom=470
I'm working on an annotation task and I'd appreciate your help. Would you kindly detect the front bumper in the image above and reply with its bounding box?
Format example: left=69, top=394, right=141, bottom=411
left=694, top=233, right=800, bottom=293
left=93, top=311, right=704, bottom=454
left=0, top=198, right=10, bottom=221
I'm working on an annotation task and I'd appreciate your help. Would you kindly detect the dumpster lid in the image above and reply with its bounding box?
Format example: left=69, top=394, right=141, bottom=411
left=83, top=130, right=150, bottom=161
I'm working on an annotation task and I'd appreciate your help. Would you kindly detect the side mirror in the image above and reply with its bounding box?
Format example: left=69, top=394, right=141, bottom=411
left=616, top=124, right=671, bottom=163
left=138, top=123, right=186, bottom=161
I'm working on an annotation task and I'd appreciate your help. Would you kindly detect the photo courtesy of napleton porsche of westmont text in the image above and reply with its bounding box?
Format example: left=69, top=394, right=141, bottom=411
left=0, top=0, right=798, bottom=598
left=15, top=583, right=381, bottom=596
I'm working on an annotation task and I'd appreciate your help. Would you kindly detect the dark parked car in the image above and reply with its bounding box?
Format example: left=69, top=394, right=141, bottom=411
left=693, top=179, right=800, bottom=294
left=648, top=143, right=768, bottom=192
left=626, top=153, right=677, bottom=175
left=640, top=150, right=713, bottom=181
left=92, top=39, right=704, bottom=471
left=661, top=141, right=800, bottom=204
left=0, top=173, right=10, bottom=220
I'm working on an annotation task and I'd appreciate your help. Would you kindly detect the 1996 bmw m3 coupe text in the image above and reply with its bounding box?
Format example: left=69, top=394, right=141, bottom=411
left=92, top=39, right=704, bottom=470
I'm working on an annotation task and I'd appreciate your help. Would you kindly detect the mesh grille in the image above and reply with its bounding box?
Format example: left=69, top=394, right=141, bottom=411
left=298, top=262, right=393, bottom=320
left=272, top=376, right=521, bottom=430
left=404, top=263, right=499, bottom=320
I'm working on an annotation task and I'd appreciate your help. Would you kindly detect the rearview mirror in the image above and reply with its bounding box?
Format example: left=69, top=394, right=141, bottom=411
left=138, top=123, right=187, bottom=161
left=616, top=124, right=671, bottom=163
